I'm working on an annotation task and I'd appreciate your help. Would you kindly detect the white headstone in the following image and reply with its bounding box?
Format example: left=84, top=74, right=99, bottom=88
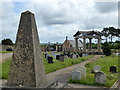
left=86, top=53, right=88, bottom=56
left=101, top=55, right=104, bottom=58
left=64, top=55, right=68, bottom=58
left=82, top=53, right=85, bottom=57
left=54, top=54, right=56, bottom=59
left=93, top=65, right=101, bottom=72
left=73, top=54, right=77, bottom=59
left=95, top=71, right=106, bottom=85
left=51, top=51, right=55, bottom=56
left=72, top=71, right=81, bottom=80
left=115, top=53, right=119, bottom=56
left=75, top=66, right=86, bottom=78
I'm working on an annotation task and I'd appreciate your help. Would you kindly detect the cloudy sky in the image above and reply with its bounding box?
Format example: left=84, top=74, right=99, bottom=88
left=0, top=0, right=119, bottom=43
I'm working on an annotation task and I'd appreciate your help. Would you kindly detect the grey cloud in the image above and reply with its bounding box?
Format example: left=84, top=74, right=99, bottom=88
left=94, top=2, right=117, bottom=13
left=33, top=2, right=77, bottom=26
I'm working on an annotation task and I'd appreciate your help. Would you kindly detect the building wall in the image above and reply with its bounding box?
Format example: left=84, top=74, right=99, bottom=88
left=62, top=40, right=75, bottom=52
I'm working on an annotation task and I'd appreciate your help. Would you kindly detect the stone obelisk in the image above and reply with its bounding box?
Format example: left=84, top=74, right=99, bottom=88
left=7, top=11, right=46, bottom=87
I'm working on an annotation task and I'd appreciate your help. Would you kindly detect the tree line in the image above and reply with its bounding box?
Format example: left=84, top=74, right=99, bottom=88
left=101, top=26, right=120, bottom=43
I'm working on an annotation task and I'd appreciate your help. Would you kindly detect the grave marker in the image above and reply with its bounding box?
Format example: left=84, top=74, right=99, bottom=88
left=95, top=72, right=106, bottom=85
left=93, top=65, right=101, bottom=72
left=110, top=66, right=117, bottom=73
left=75, top=66, right=86, bottom=78
left=72, top=71, right=81, bottom=80
left=7, top=11, right=46, bottom=87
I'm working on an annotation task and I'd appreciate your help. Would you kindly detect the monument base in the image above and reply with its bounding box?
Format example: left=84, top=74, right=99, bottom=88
left=1, top=80, right=67, bottom=90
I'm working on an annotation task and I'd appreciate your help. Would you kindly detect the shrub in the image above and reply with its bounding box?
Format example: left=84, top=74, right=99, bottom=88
left=85, top=63, right=90, bottom=68
left=103, top=42, right=111, bottom=56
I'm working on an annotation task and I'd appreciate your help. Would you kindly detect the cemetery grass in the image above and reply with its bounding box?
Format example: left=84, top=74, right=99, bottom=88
left=69, top=55, right=119, bottom=87
left=0, top=52, right=94, bottom=79
left=0, top=51, right=13, bottom=54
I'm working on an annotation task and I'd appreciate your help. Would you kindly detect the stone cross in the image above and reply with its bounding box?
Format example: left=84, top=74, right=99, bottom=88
left=95, top=71, right=106, bottom=85
left=7, top=11, right=46, bottom=87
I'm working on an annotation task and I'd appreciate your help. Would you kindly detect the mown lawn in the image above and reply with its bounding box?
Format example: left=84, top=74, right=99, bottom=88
left=69, top=55, right=119, bottom=87
left=0, top=52, right=94, bottom=79
left=0, top=51, right=13, bottom=54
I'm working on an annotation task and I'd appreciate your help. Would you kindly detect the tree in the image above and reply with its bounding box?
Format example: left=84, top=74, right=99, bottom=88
left=102, top=28, right=109, bottom=42
left=108, top=27, right=116, bottom=43
left=103, top=42, right=111, bottom=56
left=116, top=28, right=120, bottom=37
left=1, top=38, right=14, bottom=45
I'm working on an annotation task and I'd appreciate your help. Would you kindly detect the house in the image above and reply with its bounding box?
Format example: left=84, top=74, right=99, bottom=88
left=62, top=36, right=83, bottom=52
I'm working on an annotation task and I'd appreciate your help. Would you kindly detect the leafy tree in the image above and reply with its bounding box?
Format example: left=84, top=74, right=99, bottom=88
left=102, top=28, right=109, bottom=42
left=116, top=28, right=120, bottom=37
left=108, top=27, right=116, bottom=43
left=103, top=42, right=111, bottom=56
left=1, top=38, right=14, bottom=45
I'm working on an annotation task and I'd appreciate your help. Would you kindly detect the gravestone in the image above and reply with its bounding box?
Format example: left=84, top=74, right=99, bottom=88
left=54, top=54, right=56, bottom=59
left=70, top=54, right=73, bottom=58
left=93, top=65, right=101, bottom=72
left=101, top=55, right=104, bottom=58
left=95, top=72, right=106, bottom=85
left=112, top=53, right=116, bottom=57
left=73, top=54, right=77, bottom=59
left=45, top=53, right=47, bottom=58
left=45, top=52, right=48, bottom=55
left=115, top=53, right=119, bottom=56
left=48, top=56, right=53, bottom=63
left=46, top=54, right=50, bottom=61
left=79, top=53, right=82, bottom=57
left=7, top=11, right=46, bottom=87
left=56, top=55, right=60, bottom=60
left=64, top=52, right=66, bottom=55
left=64, top=55, right=68, bottom=58
left=110, top=66, right=117, bottom=73
left=72, top=71, right=81, bottom=80
left=68, top=52, right=70, bottom=57
left=75, top=66, right=86, bottom=78
left=82, top=53, right=85, bottom=57
left=51, top=51, right=54, bottom=56
left=59, top=55, right=64, bottom=62
left=86, top=53, right=88, bottom=56
left=76, top=54, right=78, bottom=58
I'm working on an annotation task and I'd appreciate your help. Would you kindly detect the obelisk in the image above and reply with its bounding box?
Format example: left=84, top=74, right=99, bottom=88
left=7, top=11, right=46, bottom=87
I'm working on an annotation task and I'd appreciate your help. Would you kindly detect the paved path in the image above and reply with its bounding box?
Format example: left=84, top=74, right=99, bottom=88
left=0, top=53, right=13, bottom=63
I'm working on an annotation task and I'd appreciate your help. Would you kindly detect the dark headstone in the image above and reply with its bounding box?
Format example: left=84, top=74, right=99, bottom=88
left=45, top=53, right=47, bottom=58
left=76, top=54, right=78, bottom=58
left=110, top=66, right=117, bottom=73
left=79, top=53, right=82, bottom=57
left=64, top=52, right=67, bottom=55
left=7, top=11, right=46, bottom=87
left=48, top=57, right=53, bottom=63
left=6, top=48, right=13, bottom=51
left=56, top=55, right=60, bottom=60
left=70, top=54, right=73, bottom=58
left=59, top=55, right=64, bottom=62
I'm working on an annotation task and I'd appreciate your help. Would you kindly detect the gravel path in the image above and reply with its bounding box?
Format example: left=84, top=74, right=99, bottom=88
left=0, top=53, right=13, bottom=63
